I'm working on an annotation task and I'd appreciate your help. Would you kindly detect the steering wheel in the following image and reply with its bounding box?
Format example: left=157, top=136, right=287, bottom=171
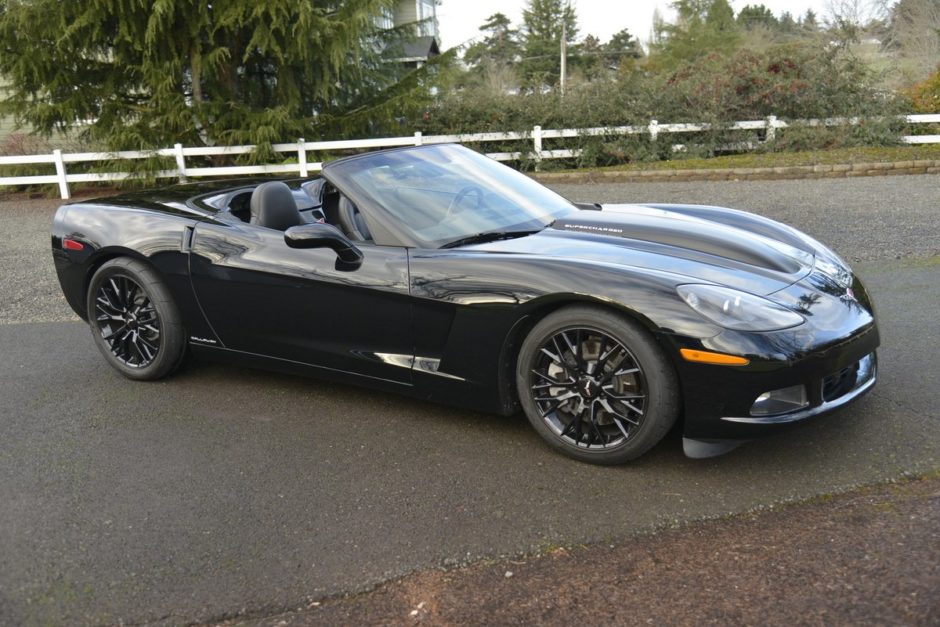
left=444, top=185, right=484, bottom=221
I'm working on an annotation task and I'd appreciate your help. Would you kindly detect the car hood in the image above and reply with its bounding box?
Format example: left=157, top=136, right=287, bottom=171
left=468, top=204, right=817, bottom=296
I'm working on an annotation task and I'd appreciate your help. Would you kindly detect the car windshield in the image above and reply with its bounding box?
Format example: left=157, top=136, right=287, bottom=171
left=324, top=144, right=576, bottom=248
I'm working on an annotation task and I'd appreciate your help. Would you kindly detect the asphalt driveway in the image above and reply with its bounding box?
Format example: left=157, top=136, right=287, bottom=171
left=0, top=175, right=937, bottom=625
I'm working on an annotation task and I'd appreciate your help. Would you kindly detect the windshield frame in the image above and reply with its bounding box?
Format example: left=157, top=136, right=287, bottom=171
left=321, top=144, right=577, bottom=249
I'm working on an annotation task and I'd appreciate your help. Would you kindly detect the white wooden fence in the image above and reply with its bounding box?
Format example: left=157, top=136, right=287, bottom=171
left=2, top=113, right=938, bottom=199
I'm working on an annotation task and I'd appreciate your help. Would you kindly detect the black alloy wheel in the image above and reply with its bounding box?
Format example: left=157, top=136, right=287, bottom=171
left=531, top=327, right=647, bottom=448
left=94, top=274, right=161, bottom=368
left=517, top=306, right=679, bottom=464
left=86, top=257, right=186, bottom=380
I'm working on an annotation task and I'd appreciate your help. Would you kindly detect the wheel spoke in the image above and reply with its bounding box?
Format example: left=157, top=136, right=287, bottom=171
left=602, top=361, right=640, bottom=384
left=622, top=401, right=644, bottom=415
left=538, top=398, right=565, bottom=418
left=134, top=332, right=155, bottom=362
left=96, top=311, right=122, bottom=323
left=559, top=331, right=579, bottom=369
left=534, top=390, right=578, bottom=403
left=96, top=296, right=122, bottom=316
left=588, top=401, right=607, bottom=446
left=540, top=347, right=562, bottom=364
left=560, top=412, right=585, bottom=445
left=591, top=334, right=609, bottom=374
left=102, top=324, right=127, bottom=342
left=136, top=312, right=158, bottom=326
left=123, top=278, right=135, bottom=308
left=113, top=329, right=132, bottom=360
left=611, top=412, right=631, bottom=439
left=601, top=385, right=646, bottom=401
left=532, top=381, right=574, bottom=391
left=552, top=335, right=571, bottom=367
left=138, top=333, right=159, bottom=353
left=108, top=278, right=125, bottom=308
left=601, top=398, right=640, bottom=426
left=605, top=393, right=645, bottom=401
left=575, top=328, right=585, bottom=370
left=532, top=370, right=572, bottom=387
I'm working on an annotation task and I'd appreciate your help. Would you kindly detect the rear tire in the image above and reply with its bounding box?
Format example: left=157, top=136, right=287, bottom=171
left=516, top=305, right=679, bottom=465
left=86, top=257, right=186, bottom=380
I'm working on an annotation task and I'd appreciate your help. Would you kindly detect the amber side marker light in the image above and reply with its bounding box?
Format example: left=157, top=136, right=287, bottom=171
left=680, top=348, right=749, bottom=366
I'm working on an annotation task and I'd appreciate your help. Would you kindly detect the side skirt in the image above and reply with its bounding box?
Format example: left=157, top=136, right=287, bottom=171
left=189, top=344, right=412, bottom=393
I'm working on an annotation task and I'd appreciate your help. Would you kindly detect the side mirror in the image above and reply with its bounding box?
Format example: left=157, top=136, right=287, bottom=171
left=284, top=223, right=363, bottom=269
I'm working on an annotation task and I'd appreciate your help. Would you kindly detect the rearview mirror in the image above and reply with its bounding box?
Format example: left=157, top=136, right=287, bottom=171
left=284, top=223, right=363, bottom=270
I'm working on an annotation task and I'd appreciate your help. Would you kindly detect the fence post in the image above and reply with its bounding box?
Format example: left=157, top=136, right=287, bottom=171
left=414, top=131, right=423, bottom=146
left=52, top=149, right=70, bottom=200
left=533, top=125, right=543, bottom=170
left=649, top=119, right=659, bottom=142
left=297, top=138, right=308, bottom=177
left=765, top=115, right=777, bottom=142
left=174, top=143, right=187, bottom=183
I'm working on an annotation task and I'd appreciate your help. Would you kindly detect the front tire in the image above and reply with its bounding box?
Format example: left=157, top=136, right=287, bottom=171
left=86, top=257, right=186, bottom=380
left=516, top=306, right=679, bottom=464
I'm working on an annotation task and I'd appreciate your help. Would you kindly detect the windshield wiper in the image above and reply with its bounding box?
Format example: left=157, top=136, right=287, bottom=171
left=440, top=229, right=542, bottom=249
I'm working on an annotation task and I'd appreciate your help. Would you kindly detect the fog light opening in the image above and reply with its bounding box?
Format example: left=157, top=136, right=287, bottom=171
left=749, top=384, right=808, bottom=417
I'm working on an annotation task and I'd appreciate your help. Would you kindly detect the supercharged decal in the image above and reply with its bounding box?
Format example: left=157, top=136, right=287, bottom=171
left=556, top=221, right=625, bottom=236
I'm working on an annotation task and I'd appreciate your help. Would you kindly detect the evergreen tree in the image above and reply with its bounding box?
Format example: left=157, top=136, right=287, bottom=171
left=520, top=0, right=579, bottom=88
left=604, top=28, right=643, bottom=70
left=573, top=34, right=604, bottom=78
left=0, top=0, right=443, bottom=150
left=705, top=0, right=737, bottom=33
left=464, top=13, right=521, bottom=69
left=737, top=5, right=779, bottom=30
left=802, top=9, right=820, bottom=31
left=651, top=0, right=740, bottom=68
left=779, top=11, right=798, bottom=34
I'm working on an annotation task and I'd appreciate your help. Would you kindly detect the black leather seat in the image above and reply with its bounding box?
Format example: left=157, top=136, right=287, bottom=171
left=321, top=189, right=372, bottom=242
left=249, top=181, right=303, bottom=231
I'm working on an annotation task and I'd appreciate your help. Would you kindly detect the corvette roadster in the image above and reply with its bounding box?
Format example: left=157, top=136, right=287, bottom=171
left=52, top=144, right=878, bottom=463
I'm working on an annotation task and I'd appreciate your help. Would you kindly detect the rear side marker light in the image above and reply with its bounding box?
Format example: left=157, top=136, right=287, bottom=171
left=63, top=238, right=84, bottom=251
left=680, top=348, right=749, bottom=366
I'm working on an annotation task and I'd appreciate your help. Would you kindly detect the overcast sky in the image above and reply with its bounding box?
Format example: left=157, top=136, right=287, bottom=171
left=436, top=1, right=834, bottom=50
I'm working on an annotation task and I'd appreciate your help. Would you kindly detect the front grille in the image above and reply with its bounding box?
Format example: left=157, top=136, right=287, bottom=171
left=822, top=360, right=862, bottom=402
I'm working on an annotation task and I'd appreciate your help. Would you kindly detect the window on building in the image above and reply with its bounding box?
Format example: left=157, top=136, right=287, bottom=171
left=417, top=0, right=436, bottom=37
left=375, top=7, right=394, bottom=30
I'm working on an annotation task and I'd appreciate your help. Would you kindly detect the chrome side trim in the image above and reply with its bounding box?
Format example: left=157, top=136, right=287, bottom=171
left=373, top=352, right=467, bottom=382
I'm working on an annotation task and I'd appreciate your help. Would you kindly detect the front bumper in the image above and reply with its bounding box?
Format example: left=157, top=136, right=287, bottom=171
left=671, top=321, right=880, bottom=441
left=720, top=351, right=876, bottom=425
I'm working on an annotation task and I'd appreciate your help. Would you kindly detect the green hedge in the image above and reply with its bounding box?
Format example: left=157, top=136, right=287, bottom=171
left=417, top=47, right=908, bottom=170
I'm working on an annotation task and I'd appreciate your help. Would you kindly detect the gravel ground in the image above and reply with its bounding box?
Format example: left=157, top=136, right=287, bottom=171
left=0, top=194, right=77, bottom=325
left=228, top=474, right=940, bottom=626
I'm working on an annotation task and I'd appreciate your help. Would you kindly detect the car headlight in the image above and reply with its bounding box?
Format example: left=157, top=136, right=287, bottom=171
left=677, top=284, right=804, bottom=331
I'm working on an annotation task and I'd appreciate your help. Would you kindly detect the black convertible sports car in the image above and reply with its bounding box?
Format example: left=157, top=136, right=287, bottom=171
left=52, top=144, right=878, bottom=463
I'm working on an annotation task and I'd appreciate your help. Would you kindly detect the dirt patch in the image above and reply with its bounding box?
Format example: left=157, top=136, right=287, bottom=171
left=229, top=475, right=940, bottom=626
